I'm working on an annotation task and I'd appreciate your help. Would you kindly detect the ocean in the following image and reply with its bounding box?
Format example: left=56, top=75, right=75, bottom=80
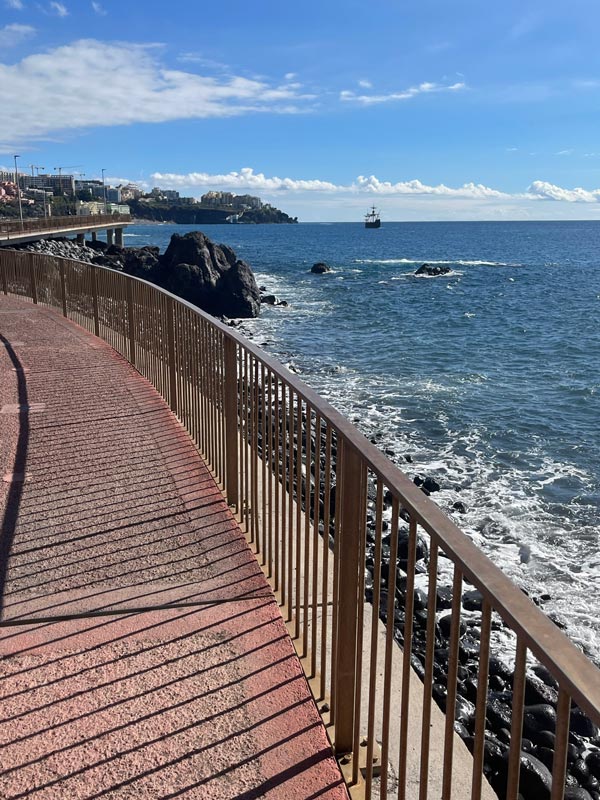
left=125, top=220, right=600, bottom=659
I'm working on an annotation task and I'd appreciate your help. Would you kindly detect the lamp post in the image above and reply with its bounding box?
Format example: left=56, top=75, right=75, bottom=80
left=13, top=154, right=24, bottom=230
left=101, top=168, right=108, bottom=215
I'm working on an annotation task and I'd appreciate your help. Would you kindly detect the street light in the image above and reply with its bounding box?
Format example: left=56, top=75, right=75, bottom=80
left=101, top=168, right=107, bottom=215
left=13, top=154, right=24, bottom=230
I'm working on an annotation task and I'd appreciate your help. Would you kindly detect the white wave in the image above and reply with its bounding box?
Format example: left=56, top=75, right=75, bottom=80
left=354, top=258, right=518, bottom=267
left=412, top=270, right=463, bottom=279
left=391, top=269, right=463, bottom=280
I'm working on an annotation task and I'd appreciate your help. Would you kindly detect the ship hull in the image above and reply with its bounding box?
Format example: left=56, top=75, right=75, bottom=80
left=365, top=220, right=381, bottom=228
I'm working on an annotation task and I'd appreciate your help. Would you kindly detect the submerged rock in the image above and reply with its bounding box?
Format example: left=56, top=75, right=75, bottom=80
left=311, top=262, right=332, bottom=273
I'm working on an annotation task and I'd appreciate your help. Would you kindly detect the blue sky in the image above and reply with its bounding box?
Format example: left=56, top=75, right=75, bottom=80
left=2, top=0, right=600, bottom=220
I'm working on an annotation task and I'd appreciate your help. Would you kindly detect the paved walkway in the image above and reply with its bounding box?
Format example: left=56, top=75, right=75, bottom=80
left=0, top=296, right=348, bottom=799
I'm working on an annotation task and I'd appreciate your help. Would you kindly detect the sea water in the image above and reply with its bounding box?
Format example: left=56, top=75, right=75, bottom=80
left=126, top=220, right=600, bottom=659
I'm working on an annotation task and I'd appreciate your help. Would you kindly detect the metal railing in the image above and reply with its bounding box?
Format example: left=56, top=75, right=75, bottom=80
left=0, top=214, right=131, bottom=238
left=2, top=249, right=600, bottom=800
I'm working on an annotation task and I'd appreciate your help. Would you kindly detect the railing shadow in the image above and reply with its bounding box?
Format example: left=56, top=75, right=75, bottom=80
left=0, top=334, right=29, bottom=619
left=0, top=603, right=345, bottom=798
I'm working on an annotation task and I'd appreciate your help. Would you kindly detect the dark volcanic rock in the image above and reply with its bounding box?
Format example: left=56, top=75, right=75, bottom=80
left=311, top=262, right=332, bottom=273
left=523, top=704, right=557, bottom=736
left=564, top=790, right=594, bottom=800
left=158, top=231, right=260, bottom=318
left=260, top=293, right=288, bottom=307
left=499, top=752, right=552, bottom=799
left=571, top=707, right=599, bottom=739
left=415, top=263, right=452, bottom=276
left=422, top=476, right=441, bottom=493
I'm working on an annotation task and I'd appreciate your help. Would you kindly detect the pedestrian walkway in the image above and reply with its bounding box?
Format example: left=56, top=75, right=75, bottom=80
left=0, top=296, right=348, bottom=799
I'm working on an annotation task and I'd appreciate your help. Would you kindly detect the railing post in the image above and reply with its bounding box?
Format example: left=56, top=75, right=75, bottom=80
left=166, top=296, right=178, bottom=414
left=224, top=336, right=239, bottom=508
left=29, top=253, right=38, bottom=304
left=126, top=276, right=136, bottom=366
left=59, top=259, right=67, bottom=317
left=334, top=440, right=365, bottom=754
left=91, top=266, right=100, bottom=337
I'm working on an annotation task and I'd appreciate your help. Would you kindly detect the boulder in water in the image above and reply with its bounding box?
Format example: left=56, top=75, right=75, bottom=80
left=158, top=231, right=260, bottom=318
left=311, top=262, right=331, bottom=273
left=415, top=263, right=452, bottom=276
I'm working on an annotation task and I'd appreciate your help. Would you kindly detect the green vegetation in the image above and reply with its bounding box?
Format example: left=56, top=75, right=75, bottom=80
left=240, top=205, right=298, bottom=224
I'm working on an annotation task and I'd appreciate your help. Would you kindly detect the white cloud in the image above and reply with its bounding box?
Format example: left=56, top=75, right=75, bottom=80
left=152, top=168, right=341, bottom=193
left=355, top=175, right=507, bottom=198
left=506, top=147, right=518, bottom=152
left=49, top=1, right=68, bottom=15
left=358, top=79, right=372, bottom=88
left=526, top=181, right=600, bottom=203
left=0, top=23, right=35, bottom=47
left=5, top=0, right=24, bottom=8
left=0, top=39, right=316, bottom=150
left=150, top=168, right=600, bottom=208
left=91, top=1, right=106, bottom=14
left=284, top=72, right=297, bottom=80
left=340, top=80, right=466, bottom=105
left=555, top=149, right=573, bottom=156
left=150, top=168, right=508, bottom=200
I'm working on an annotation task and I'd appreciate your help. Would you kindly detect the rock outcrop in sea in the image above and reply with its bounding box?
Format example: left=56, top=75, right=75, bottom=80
left=415, top=263, right=452, bottom=276
left=15, top=232, right=261, bottom=319
left=311, top=262, right=332, bottom=273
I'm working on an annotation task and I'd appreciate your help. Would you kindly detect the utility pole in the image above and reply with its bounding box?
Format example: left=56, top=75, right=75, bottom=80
left=101, top=168, right=108, bottom=214
left=14, top=154, right=24, bottom=230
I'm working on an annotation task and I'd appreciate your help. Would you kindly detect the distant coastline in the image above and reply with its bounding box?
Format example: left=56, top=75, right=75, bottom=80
left=127, top=199, right=297, bottom=225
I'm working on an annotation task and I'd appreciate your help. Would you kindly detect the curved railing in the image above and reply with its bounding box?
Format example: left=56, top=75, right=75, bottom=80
left=1, top=248, right=599, bottom=800
left=0, top=214, right=131, bottom=238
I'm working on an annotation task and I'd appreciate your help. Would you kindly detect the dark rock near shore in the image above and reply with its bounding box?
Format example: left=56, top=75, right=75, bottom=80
left=525, top=675, right=558, bottom=706
left=311, top=262, right=332, bottom=273
left=462, top=588, right=484, bottom=611
left=565, top=790, right=594, bottom=800
left=572, top=708, right=600, bottom=739
left=586, top=752, right=600, bottom=779
left=261, top=293, right=288, bottom=307
left=497, top=752, right=552, bottom=799
left=415, top=263, right=452, bottom=276
left=158, top=232, right=260, bottom=318
left=523, top=704, right=557, bottom=735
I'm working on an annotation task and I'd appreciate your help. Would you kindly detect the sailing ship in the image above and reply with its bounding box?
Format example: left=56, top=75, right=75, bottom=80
left=364, top=205, right=381, bottom=228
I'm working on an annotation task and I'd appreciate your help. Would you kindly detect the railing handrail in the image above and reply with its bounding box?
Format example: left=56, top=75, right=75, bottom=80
left=0, top=214, right=131, bottom=235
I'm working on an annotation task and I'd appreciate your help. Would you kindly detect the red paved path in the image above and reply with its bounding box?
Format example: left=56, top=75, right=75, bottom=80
left=0, top=296, right=348, bottom=799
